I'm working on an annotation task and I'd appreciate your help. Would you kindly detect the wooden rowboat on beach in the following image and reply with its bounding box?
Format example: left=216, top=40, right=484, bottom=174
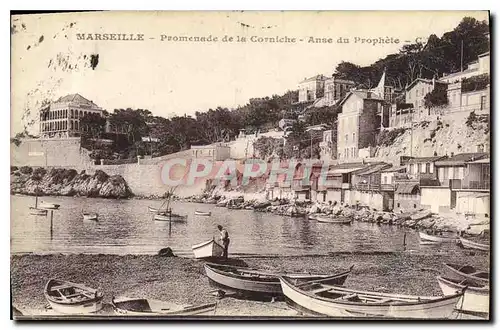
left=458, top=237, right=489, bottom=251
left=29, top=207, right=48, bottom=216
left=436, top=276, right=489, bottom=315
left=419, top=232, right=457, bottom=243
left=44, top=279, right=104, bottom=314
left=316, top=215, right=352, bottom=224
left=279, top=276, right=464, bottom=319
left=194, top=211, right=211, bottom=216
left=192, top=239, right=224, bottom=259
left=111, top=297, right=217, bottom=316
left=204, top=263, right=353, bottom=297
left=83, top=213, right=98, bottom=221
left=443, top=263, right=489, bottom=286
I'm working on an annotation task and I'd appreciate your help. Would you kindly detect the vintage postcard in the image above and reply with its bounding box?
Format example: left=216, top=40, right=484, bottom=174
left=10, top=11, right=490, bottom=320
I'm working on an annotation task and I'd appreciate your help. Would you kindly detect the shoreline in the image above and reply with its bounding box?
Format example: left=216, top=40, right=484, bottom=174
left=11, top=252, right=489, bottom=318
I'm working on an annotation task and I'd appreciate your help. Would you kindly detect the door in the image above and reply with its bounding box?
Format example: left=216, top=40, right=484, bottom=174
left=450, top=191, right=457, bottom=209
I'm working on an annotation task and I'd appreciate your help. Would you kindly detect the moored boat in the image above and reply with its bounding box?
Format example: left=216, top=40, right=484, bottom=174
left=316, top=215, right=352, bottom=224
left=111, top=296, right=216, bottom=316
left=308, top=214, right=318, bottom=221
left=39, top=201, right=61, bottom=210
left=29, top=207, right=48, bottom=216
left=279, top=276, right=464, bottom=319
left=194, top=211, right=211, bottom=216
left=419, top=231, right=457, bottom=243
left=83, top=213, right=98, bottom=221
left=204, top=263, right=353, bottom=297
left=458, top=237, right=489, bottom=251
left=192, top=239, right=224, bottom=259
left=436, top=276, right=489, bottom=314
left=442, top=263, right=489, bottom=286
left=148, top=206, right=167, bottom=213
left=153, top=213, right=187, bottom=222
left=44, top=279, right=104, bottom=314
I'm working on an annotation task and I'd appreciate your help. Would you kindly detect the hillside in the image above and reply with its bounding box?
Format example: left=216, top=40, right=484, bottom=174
left=375, top=111, right=489, bottom=159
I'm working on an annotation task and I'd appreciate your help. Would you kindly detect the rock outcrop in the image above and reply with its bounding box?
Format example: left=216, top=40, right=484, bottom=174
left=11, top=167, right=132, bottom=198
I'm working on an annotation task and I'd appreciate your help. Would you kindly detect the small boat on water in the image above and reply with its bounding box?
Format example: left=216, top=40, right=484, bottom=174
left=204, top=263, right=353, bottom=297
left=39, top=201, right=61, bottom=210
left=436, top=276, right=489, bottom=314
left=111, top=297, right=217, bottom=316
left=458, top=237, right=489, bottom=251
left=192, top=239, right=224, bottom=259
left=194, top=211, right=211, bottom=216
left=29, top=207, right=48, bottom=216
left=443, top=263, right=489, bottom=286
left=308, top=214, right=318, bottom=221
left=83, top=213, right=98, bottom=221
left=279, top=276, right=464, bottom=319
left=153, top=213, right=187, bottom=222
left=410, top=210, right=432, bottom=221
left=316, top=215, right=352, bottom=224
left=419, top=231, right=457, bottom=243
left=44, top=279, right=104, bottom=314
left=148, top=206, right=168, bottom=213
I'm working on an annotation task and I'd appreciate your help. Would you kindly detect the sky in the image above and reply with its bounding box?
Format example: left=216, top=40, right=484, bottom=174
left=11, top=11, right=489, bottom=134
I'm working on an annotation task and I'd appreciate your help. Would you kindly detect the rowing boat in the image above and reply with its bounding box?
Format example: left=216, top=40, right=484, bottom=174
left=308, top=214, right=318, bottom=221
left=279, top=276, right=463, bottom=319
left=458, top=237, right=489, bottom=251
left=316, top=215, right=352, bottom=224
left=419, top=232, right=457, bottom=243
left=153, top=213, right=187, bottom=222
left=111, top=296, right=217, bottom=316
left=194, top=211, right=211, bottom=216
left=29, top=207, right=48, bottom=216
left=148, top=206, right=167, bottom=213
left=442, top=263, right=489, bottom=286
left=436, top=276, right=489, bottom=314
left=39, top=201, right=61, bottom=210
left=204, top=263, right=353, bottom=297
left=83, top=213, right=98, bottom=221
left=192, top=239, right=224, bottom=259
left=44, top=279, right=103, bottom=314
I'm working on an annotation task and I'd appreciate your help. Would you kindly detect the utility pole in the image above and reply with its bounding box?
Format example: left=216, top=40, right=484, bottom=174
left=410, top=109, right=413, bottom=157
left=310, top=133, right=313, bottom=159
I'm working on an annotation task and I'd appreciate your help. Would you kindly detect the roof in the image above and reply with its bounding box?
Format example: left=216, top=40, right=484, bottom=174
left=298, top=74, right=328, bottom=84
left=468, top=158, right=490, bottom=164
left=381, top=165, right=407, bottom=173
left=439, top=67, right=479, bottom=81
left=405, top=156, right=447, bottom=164
left=406, top=78, right=447, bottom=91
left=353, top=163, right=391, bottom=176
left=54, top=93, right=100, bottom=108
left=327, top=162, right=368, bottom=175
left=338, top=90, right=385, bottom=108
left=435, top=153, right=489, bottom=167
left=396, top=182, right=419, bottom=194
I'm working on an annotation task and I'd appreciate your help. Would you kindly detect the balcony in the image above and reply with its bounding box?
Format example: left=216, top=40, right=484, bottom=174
left=381, top=183, right=395, bottom=191
left=341, top=183, right=351, bottom=189
left=451, top=179, right=490, bottom=191
left=356, top=183, right=381, bottom=191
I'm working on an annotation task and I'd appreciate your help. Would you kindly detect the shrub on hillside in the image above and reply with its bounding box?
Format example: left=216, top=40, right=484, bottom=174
left=462, top=74, right=490, bottom=93
left=94, top=170, right=109, bottom=183
left=50, top=168, right=78, bottom=185
left=424, top=85, right=448, bottom=109
left=376, top=128, right=408, bottom=147
left=31, top=167, right=47, bottom=181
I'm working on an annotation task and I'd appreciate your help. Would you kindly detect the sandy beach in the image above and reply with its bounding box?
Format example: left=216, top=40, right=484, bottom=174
left=11, top=251, right=489, bottom=319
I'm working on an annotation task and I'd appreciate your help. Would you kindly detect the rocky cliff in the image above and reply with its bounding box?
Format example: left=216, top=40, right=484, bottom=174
left=10, top=167, right=132, bottom=198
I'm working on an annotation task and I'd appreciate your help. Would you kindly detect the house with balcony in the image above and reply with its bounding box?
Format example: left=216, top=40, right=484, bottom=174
left=292, top=162, right=324, bottom=201
left=351, top=163, right=392, bottom=210
left=380, top=166, right=407, bottom=211
left=419, top=152, right=488, bottom=213
left=454, top=158, right=490, bottom=216
left=298, top=75, right=328, bottom=103
left=324, top=76, right=356, bottom=106
left=318, top=162, right=367, bottom=204
left=405, top=78, right=448, bottom=119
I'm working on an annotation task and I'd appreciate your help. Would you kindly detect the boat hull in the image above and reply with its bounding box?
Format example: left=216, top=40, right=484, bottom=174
left=44, top=279, right=103, bottom=314
left=39, top=204, right=60, bottom=210
left=443, top=263, right=489, bottom=286
left=194, top=211, right=211, bottom=216
left=204, top=263, right=350, bottom=296
left=46, top=297, right=103, bottom=314
left=192, top=240, right=224, bottom=259
left=316, top=216, right=352, bottom=224
left=30, top=208, right=48, bottom=216
left=83, top=214, right=98, bottom=221
left=419, top=232, right=457, bottom=243
left=280, top=277, right=462, bottom=319
left=437, top=276, right=489, bottom=314
left=154, top=214, right=186, bottom=222
left=111, top=297, right=216, bottom=316
left=459, top=238, right=489, bottom=251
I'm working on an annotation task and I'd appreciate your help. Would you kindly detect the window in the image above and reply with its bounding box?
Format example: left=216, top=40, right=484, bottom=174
left=345, top=134, right=348, bottom=142
left=383, top=176, right=388, bottom=184
left=409, top=164, right=414, bottom=174
left=397, top=203, right=400, bottom=208
left=352, top=133, right=356, bottom=142
left=425, top=163, right=431, bottom=174
left=421, top=163, right=426, bottom=173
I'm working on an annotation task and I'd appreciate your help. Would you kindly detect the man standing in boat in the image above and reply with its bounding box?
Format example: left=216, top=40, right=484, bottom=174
left=217, top=225, right=230, bottom=259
